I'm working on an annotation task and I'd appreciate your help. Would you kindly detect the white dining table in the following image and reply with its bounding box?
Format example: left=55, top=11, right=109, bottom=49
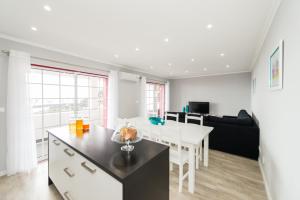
left=124, top=118, right=214, bottom=194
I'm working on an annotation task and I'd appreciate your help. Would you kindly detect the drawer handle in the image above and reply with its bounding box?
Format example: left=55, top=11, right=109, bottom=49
left=64, top=191, right=73, bottom=200
left=52, top=140, right=60, bottom=146
left=64, top=167, right=75, bottom=178
left=64, top=148, right=75, bottom=157
left=81, top=162, right=96, bottom=174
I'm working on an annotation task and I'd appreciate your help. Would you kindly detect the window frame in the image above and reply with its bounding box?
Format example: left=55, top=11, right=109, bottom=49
left=29, top=64, right=108, bottom=161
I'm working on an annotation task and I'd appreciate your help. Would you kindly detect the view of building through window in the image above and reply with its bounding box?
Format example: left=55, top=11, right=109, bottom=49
left=29, top=67, right=108, bottom=161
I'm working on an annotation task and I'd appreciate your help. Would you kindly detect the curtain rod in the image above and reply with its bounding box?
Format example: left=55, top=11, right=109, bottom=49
left=1, top=49, right=110, bottom=74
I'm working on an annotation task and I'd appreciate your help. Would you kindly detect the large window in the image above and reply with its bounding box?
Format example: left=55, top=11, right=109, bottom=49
left=146, top=83, right=165, bottom=117
left=29, top=66, right=108, bottom=161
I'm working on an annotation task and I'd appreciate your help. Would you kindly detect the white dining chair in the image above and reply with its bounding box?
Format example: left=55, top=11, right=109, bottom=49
left=185, top=114, right=203, bottom=169
left=159, top=125, right=189, bottom=193
left=165, top=112, right=179, bottom=122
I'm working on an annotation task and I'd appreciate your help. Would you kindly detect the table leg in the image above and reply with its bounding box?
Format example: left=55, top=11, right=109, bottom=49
left=204, top=135, right=209, bottom=167
left=188, top=145, right=195, bottom=193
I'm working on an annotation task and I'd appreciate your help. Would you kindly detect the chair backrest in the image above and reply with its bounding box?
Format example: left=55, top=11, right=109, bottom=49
left=165, top=112, right=179, bottom=122
left=185, top=114, right=203, bottom=125
left=159, top=125, right=183, bottom=159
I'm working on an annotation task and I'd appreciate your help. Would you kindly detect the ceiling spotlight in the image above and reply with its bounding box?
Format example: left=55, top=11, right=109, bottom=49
left=43, top=5, right=52, bottom=11
left=206, top=24, right=213, bottom=30
left=150, top=66, right=153, bottom=69
left=135, top=47, right=140, bottom=51
left=114, top=54, right=119, bottom=58
left=220, top=53, right=225, bottom=57
left=31, top=27, right=37, bottom=31
left=168, top=63, right=172, bottom=67
left=164, top=38, right=169, bottom=42
left=226, top=64, right=230, bottom=68
left=203, top=67, right=207, bottom=71
left=184, top=70, right=189, bottom=73
left=191, top=58, right=195, bottom=62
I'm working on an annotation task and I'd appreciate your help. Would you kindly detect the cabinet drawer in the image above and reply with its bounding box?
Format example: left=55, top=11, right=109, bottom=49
left=70, top=154, right=122, bottom=200
left=49, top=135, right=122, bottom=200
left=49, top=135, right=77, bottom=200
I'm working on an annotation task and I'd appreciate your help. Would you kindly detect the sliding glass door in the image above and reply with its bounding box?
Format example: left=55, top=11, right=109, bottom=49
left=29, top=67, right=108, bottom=161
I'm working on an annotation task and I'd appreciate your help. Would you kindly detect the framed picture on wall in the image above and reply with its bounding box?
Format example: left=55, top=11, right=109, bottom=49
left=269, top=40, right=284, bottom=90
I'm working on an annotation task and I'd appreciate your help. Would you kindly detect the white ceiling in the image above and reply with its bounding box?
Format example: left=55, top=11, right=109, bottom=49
left=0, top=0, right=277, bottom=78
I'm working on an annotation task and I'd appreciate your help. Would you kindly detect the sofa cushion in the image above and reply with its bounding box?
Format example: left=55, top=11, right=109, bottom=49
left=206, top=115, right=224, bottom=123
left=207, top=116, right=239, bottom=125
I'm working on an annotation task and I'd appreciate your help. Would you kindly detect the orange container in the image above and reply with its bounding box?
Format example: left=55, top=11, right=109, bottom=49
left=83, top=124, right=90, bottom=132
left=76, top=129, right=84, bottom=137
left=69, top=123, right=76, bottom=133
left=76, top=119, right=83, bottom=130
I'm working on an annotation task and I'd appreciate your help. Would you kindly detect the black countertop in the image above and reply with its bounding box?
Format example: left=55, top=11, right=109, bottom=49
left=47, top=125, right=169, bottom=183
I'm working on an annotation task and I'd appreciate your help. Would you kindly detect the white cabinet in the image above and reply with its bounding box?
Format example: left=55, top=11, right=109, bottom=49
left=48, top=134, right=122, bottom=200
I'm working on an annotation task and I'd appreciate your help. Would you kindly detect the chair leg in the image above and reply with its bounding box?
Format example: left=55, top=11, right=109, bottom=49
left=179, top=164, right=183, bottom=193
left=170, top=162, right=173, bottom=171
left=196, top=147, right=199, bottom=170
left=199, top=144, right=202, bottom=161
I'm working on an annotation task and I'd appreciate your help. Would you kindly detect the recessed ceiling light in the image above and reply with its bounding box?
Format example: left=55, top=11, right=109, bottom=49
left=184, top=70, right=189, bottom=73
left=226, top=64, right=230, bottom=68
left=191, top=58, right=195, bottom=62
left=31, top=27, right=37, bottom=31
left=168, top=63, right=172, bottom=67
left=220, top=53, right=225, bottom=57
left=203, top=67, right=207, bottom=71
left=43, top=5, right=52, bottom=11
left=114, top=54, right=119, bottom=58
left=169, top=72, right=173, bottom=75
left=206, top=24, right=213, bottom=29
left=164, top=38, right=169, bottom=42
left=150, top=66, right=153, bottom=69
left=135, top=47, right=140, bottom=51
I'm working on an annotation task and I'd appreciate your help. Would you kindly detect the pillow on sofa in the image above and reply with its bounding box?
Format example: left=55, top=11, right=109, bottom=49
left=237, top=110, right=253, bottom=125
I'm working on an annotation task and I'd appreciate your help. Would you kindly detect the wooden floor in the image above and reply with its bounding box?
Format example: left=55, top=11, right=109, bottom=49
left=0, top=150, right=267, bottom=200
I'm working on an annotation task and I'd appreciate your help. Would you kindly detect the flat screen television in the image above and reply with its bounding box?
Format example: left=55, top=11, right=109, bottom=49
left=188, top=102, right=209, bottom=114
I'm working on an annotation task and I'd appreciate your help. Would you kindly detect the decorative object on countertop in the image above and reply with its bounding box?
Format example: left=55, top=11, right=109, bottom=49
left=149, top=117, right=165, bottom=125
left=111, top=122, right=143, bottom=152
left=182, top=106, right=186, bottom=112
left=69, top=118, right=90, bottom=137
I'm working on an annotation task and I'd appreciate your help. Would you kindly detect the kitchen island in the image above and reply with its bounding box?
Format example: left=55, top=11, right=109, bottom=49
left=48, top=125, right=169, bottom=200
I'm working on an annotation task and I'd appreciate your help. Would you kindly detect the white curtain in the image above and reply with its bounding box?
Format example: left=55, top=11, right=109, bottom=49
left=6, top=50, right=37, bottom=175
left=165, top=81, right=170, bottom=112
left=139, top=76, right=147, bottom=118
left=107, top=70, right=119, bottom=129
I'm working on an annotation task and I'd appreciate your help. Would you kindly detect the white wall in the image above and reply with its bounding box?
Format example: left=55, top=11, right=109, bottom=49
left=251, top=0, right=300, bottom=199
left=170, top=72, right=251, bottom=116
left=118, top=79, right=140, bottom=118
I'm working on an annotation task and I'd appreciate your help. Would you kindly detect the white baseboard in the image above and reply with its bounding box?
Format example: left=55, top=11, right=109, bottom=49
left=259, top=159, right=272, bottom=200
left=0, top=170, right=6, bottom=177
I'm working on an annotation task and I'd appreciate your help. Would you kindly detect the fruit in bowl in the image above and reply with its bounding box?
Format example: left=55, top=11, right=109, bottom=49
left=120, top=127, right=137, bottom=142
